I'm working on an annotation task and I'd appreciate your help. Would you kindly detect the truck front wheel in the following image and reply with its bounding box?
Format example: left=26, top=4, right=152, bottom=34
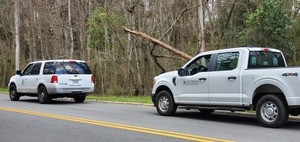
left=155, top=90, right=177, bottom=116
left=256, top=95, right=288, bottom=128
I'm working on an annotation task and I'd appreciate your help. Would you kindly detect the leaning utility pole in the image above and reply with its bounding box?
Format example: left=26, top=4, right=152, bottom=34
left=14, top=0, right=20, bottom=70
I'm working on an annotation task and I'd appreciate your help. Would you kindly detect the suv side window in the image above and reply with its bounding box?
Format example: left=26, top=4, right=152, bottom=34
left=43, top=62, right=55, bottom=74
left=22, top=64, right=34, bottom=75
left=185, top=55, right=211, bottom=76
left=216, top=52, right=239, bottom=71
left=30, top=63, right=42, bottom=75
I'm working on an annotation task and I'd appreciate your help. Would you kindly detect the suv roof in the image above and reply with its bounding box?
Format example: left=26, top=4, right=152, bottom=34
left=30, top=59, right=87, bottom=63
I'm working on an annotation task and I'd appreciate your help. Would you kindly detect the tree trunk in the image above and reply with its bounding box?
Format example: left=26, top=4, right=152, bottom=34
left=87, top=0, right=92, bottom=63
left=68, top=0, right=74, bottom=59
left=30, top=0, right=37, bottom=61
left=122, top=27, right=192, bottom=61
left=14, top=0, right=20, bottom=70
left=0, top=43, right=7, bottom=87
left=198, top=0, right=205, bottom=53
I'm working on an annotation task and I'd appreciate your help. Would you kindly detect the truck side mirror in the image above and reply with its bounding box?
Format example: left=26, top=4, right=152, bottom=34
left=16, top=70, right=22, bottom=75
left=178, top=68, right=185, bottom=76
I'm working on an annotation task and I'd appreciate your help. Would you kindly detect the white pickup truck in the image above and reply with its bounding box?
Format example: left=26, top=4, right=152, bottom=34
left=151, top=47, right=300, bottom=128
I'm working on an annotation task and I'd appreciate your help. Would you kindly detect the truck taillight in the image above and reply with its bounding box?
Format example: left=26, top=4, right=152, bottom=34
left=51, top=75, right=58, bottom=83
left=91, top=75, right=94, bottom=83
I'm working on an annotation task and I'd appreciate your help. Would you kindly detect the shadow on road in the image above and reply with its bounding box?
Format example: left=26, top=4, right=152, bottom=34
left=168, top=110, right=300, bottom=129
left=17, top=98, right=90, bottom=105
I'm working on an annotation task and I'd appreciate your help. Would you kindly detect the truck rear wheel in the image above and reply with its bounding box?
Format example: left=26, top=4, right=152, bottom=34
left=256, top=95, right=288, bottom=128
left=156, top=90, right=177, bottom=116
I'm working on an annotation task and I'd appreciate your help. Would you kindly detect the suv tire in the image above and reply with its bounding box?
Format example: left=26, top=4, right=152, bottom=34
left=74, top=95, right=86, bottom=103
left=9, top=84, right=20, bottom=101
left=38, top=86, right=51, bottom=104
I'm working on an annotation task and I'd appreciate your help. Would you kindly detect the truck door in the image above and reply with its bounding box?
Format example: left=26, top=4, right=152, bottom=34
left=208, top=51, right=242, bottom=106
left=176, top=55, right=211, bottom=105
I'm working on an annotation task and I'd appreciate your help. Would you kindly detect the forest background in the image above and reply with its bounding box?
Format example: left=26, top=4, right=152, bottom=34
left=0, top=0, right=300, bottom=96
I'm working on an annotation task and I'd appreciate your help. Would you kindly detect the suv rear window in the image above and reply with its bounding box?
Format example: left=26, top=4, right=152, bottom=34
left=43, top=61, right=92, bottom=74
left=248, top=51, right=285, bottom=69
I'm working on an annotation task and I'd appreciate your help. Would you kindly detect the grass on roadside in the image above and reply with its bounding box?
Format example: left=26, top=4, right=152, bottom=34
left=87, top=95, right=153, bottom=104
left=0, top=88, right=8, bottom=93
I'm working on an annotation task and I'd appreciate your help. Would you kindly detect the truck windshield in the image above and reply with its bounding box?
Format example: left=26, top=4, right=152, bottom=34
left=248, top=51, right=285, bottom=69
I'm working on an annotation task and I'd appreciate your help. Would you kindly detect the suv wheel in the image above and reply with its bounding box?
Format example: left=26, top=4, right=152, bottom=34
left=74, top=95, right=86, bottom=103
left=256, top=95, right=288, bottom=128
left=38, top=86, right=50, bottom=104
left=155, top=90, right=177, bottom=116
left=9, top=84, right=20, bottom=101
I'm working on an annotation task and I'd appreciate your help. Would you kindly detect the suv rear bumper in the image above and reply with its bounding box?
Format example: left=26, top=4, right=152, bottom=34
left=46, top=84, right=94, bottom=95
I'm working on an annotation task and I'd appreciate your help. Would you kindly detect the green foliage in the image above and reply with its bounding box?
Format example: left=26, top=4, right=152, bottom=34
left=105, top=85, right=126, bottom=96
left=239, top=0, right=292, bottom=52
left=87, top=8, right=125, bottom=50
left=0, top=88, right=7, bottom=93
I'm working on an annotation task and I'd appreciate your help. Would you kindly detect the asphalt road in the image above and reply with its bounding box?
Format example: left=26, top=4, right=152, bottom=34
left=1, top=94, right=300, bottom=142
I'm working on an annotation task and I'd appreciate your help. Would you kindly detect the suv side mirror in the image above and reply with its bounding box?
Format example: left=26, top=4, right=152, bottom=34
left=178, top=68, right=185, bottom=76
left=16, top=70, right=22, bottom=75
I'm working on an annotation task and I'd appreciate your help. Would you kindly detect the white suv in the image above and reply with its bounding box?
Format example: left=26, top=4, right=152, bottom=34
left=8, top=60, right=94, bottom=104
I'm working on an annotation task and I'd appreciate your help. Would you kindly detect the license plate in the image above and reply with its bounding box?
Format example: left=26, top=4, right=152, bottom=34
left=72, top=80, right=79, bottom=85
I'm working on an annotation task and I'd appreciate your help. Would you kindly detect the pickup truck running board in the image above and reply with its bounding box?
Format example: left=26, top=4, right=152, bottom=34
left=179, top=106, right=247, bottom=111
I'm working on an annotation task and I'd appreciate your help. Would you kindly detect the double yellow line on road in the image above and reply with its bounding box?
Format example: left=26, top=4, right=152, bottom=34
left=0, top=107, right=233, bottom=142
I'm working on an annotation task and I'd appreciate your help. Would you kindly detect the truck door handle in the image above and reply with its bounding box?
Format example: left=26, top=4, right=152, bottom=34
left=228, top=76, right=237, bottom=80
left=199, top=78, right=207, bottom=81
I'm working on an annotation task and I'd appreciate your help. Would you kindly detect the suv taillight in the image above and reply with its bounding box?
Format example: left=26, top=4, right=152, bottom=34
left=91, top=75, right=94, bottom=83
left=51, top=75, right=58, bottom=83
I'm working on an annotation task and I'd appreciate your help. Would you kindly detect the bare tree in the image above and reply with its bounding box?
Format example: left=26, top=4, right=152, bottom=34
left=14, top=0, right=20, bottom=70
left=198, top=0, right=205, bottom=53
left=68, top=0, right=74, bottom=58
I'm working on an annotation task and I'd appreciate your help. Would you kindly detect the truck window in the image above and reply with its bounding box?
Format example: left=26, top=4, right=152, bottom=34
left=185, top=55, right=211, bottom=76
left=216, top=52, right=239, bottom=71
left=248, top=51, right=285, bottom=69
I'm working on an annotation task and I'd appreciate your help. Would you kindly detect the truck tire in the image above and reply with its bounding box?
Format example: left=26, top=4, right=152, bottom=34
left=156, top=90, right=177, bottom=116
left=256, top=95, right=288, bottom=128
left=38, top=86, right=51, bottom=104
left=9, top=84, right=20, bottom=101
left=74, top=95, right=86, bottom=103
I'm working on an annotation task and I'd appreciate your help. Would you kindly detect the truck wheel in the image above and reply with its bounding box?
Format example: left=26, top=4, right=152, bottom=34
left=38, top=86, right=50, bottom=104
left=155, top=90, right=177, bottom=116
left=9, top=84, right=20, bottom=101
left=74, top=95, right=86, bottom=103
left=256, top=95, right=288, bottom=128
